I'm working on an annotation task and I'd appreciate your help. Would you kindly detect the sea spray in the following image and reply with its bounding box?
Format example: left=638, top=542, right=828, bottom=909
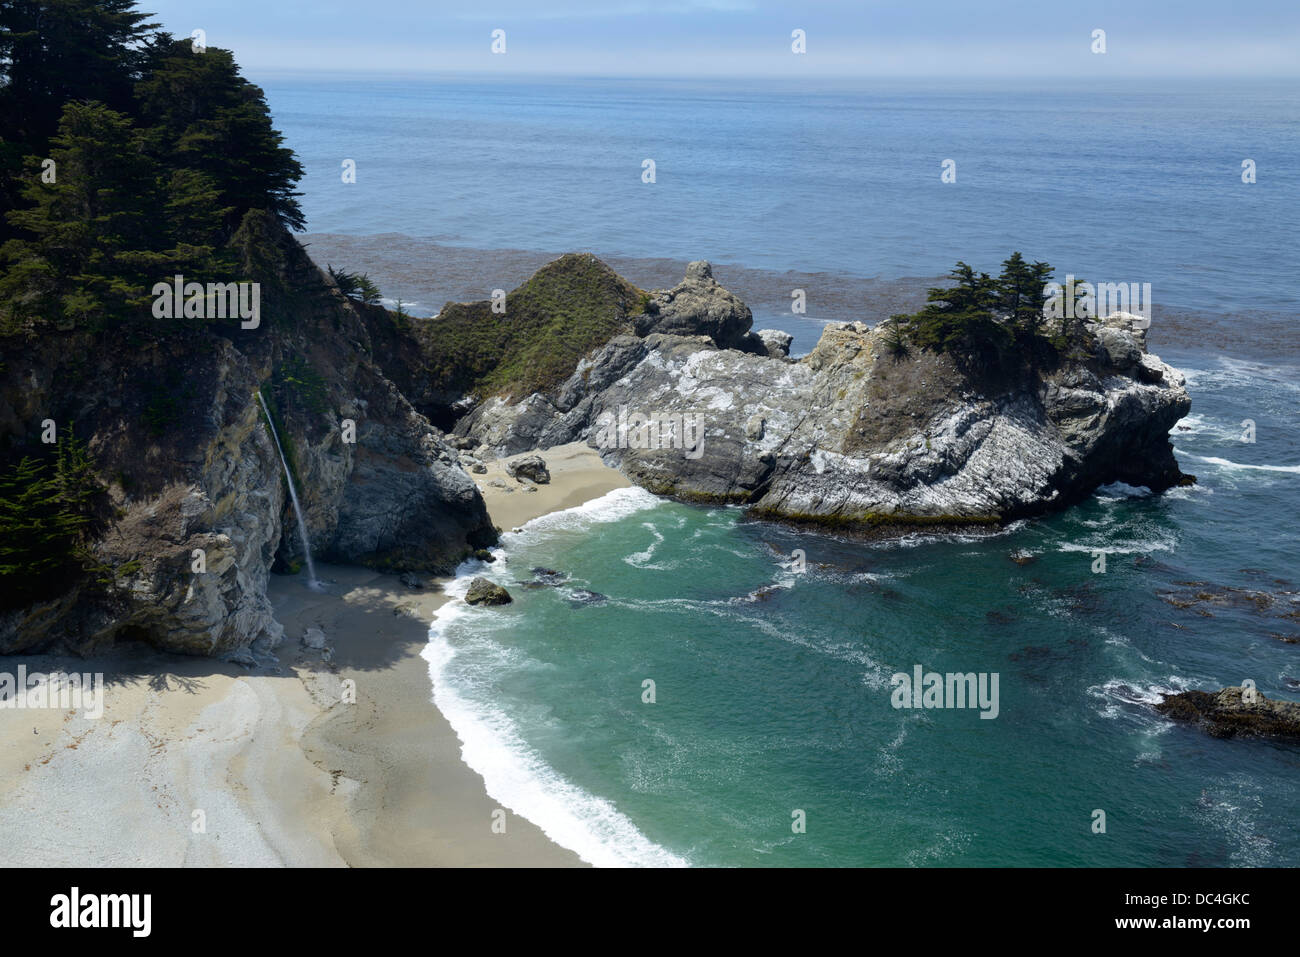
left=256, top=391, right=319, bottom=588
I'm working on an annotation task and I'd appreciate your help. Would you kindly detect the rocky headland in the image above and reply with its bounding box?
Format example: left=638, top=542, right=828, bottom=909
left=440, top=258, right=1191, bottom=533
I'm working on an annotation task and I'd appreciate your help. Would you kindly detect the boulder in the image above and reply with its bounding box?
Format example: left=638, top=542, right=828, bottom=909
left=1093, top=325, right=1142, bottom=370
left=465, top=577, right=512, bottom=606
left=506, top=454, right=551, bottom=484
left=758, top=329, right=794, bottom=358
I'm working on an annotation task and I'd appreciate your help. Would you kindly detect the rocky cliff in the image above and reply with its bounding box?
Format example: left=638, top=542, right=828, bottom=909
left=0, top=224, right=495, bottom=657
left=452, top=259, right=1191, bottom=532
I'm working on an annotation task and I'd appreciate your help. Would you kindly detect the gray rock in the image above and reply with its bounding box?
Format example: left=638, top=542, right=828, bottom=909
left=506, top=453, right=551, bottom=484
left=686, top=260, right=713, bottom=281
left=568, top=588, right=608, bottom=606
left=757, top=329, right=794, bottom=358
left=633, top=263, right=757, bottom=352
left=465, top=577, right=512, bottom=606
left=1093, top=325, right=1142, bottom=370
left=302, top=627, right=328, bottom=650
left=1137, top=353, right=1165, bottom=383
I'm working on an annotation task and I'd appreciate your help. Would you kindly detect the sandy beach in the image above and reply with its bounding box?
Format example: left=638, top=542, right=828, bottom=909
left=474, top=442, right=632, bottom=532
left=0, top=442, right=627, bottom=867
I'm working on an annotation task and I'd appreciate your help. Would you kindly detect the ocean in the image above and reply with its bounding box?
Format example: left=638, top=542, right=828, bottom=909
left=259, top=72, right=1300, bottom=866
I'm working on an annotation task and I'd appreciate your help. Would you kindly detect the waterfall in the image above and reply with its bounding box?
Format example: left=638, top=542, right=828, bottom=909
left=256, top=391, right=319, bottom=587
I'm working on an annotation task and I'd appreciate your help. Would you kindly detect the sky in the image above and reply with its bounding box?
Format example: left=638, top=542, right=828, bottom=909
left=140, top=1, right=1300, bottom=77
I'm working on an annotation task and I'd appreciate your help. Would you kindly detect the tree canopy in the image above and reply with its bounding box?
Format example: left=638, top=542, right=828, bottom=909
left=0, top=1, right=304, bottom=334
left=890, top=252, right=1089, bottom=374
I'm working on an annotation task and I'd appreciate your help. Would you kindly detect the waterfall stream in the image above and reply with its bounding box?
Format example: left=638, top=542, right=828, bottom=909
left=256, top=391, right=319, bottom=587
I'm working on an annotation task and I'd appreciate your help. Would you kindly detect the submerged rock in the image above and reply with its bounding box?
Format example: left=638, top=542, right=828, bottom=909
left=465, top=577, right=512, bottom=606
left=1156, top=686, right=1300, bottom=739
left=530, top=567, right=568, bottom=585
left=567, top=588, right=608, bottom=606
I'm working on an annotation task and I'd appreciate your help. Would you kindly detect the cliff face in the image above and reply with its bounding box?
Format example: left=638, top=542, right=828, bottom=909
left=0, top=227, right=495, bottom=657
left=455, top=259, right=1190, bottom=531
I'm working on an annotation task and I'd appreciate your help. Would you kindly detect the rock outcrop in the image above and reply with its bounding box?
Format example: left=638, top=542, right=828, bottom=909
left=1156, top=686, right=1300, bottom=739
left=632, top=260, right=761, bottom=353
left=454, top=259, right=1190, bottom=532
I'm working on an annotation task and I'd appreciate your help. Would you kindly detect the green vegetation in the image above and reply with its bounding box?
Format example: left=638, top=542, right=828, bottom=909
left=0, top=2, right=304, bottom=334
left=890, top=252, right=1091, bottom=374
left=0, top=429, right=105, bottom=607
left=417, top=253, right=646, bottom=399
left=327, top=265, right=382, bottom=305
left=273, top=355, right=330, bottom=415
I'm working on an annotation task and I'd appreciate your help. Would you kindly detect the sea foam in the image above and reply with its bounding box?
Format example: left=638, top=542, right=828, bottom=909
left=422, top=488, right=688, bottom=868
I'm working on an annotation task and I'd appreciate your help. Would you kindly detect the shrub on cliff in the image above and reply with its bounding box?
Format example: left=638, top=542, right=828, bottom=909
left=327, top=266, right=383, bottom=306
left=0, top=429, right=105, bottom=607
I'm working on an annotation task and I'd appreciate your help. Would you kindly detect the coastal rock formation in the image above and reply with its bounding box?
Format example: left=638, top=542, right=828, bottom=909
left=452, top=259, right=1190, bottom=532
left=1156, top=686, right=1300, bottom=739
left=0, top=225, right=495, bottom=657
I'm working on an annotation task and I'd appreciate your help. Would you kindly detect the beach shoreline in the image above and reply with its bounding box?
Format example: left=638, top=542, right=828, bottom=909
left=0, top=442, right=626, bottom=867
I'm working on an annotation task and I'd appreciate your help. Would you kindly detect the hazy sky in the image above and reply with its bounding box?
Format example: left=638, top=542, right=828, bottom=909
left=142, top=1, right=1300, bottom=77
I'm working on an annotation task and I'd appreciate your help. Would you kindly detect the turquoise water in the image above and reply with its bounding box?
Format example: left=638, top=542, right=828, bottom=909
left=426, top=350, right=1300, bottom=867
left=253, top=71, right=1299, bottom=865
